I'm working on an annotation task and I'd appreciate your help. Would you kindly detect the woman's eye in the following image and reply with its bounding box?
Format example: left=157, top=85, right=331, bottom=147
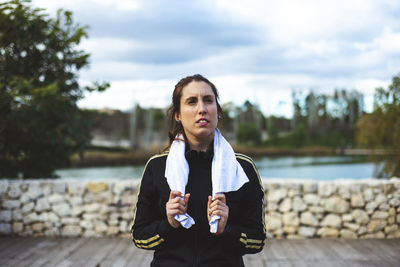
left=188, top=99, right=196, bottom=104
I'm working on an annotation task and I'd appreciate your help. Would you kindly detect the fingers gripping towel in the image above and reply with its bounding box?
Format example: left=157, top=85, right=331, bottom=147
left=165, top=128, right=249, bottom=232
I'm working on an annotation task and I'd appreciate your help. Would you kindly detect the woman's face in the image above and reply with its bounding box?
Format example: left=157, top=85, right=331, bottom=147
left=175, top=81, right=218, bottom=147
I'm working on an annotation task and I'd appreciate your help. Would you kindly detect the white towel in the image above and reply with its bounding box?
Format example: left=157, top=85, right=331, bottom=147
left=165, top=128, right=249, bottom=232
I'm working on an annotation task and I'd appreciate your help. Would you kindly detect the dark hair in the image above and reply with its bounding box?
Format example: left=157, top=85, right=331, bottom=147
left=165, top=74, right=223, bottom=149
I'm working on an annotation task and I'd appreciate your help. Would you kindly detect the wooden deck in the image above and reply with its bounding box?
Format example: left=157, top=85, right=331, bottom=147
left=0, top=236, right=399, bottom=267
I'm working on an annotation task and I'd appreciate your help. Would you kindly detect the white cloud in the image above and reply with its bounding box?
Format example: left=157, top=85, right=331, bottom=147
left=31, top=0, right=400, bottom=117
left=215, top=0, right=397, bottom=44
left=78, top=79, right=173, bottom=111
left=80, top=37, right=144, bottom=61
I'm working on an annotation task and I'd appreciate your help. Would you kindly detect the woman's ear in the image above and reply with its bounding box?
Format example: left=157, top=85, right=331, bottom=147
left=174, top=112, right=180, bottom=122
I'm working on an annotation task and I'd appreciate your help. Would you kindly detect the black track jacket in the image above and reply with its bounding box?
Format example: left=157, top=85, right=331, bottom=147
left=131, top=149, right=266, bottom=267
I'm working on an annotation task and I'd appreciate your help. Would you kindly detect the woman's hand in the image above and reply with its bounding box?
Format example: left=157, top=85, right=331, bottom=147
left=166, top=190, right=190, bottom=228
left=207, top=194, right=229, bottom=234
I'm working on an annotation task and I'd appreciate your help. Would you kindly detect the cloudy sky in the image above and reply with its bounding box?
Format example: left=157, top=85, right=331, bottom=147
left=32, top=0, right=400, bottom=117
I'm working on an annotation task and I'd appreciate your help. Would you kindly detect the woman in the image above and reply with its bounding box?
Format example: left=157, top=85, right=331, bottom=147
left=131, top=74, right=266, bottom=267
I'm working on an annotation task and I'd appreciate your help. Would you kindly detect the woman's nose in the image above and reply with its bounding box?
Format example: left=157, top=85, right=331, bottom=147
left=198, top=100, right=207, bottom=114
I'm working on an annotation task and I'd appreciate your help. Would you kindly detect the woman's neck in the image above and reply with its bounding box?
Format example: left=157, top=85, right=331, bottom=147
left=186, top=133, right=214, bottom=152
left=188, top=140, right=211, bottom=152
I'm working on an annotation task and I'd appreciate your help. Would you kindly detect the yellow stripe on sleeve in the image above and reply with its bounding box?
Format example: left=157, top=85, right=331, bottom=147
left=240, top=232, right=264, bottom=249
left=134, top=234, right=162, bottom=244
left=136, top=238, right=165, bottom=249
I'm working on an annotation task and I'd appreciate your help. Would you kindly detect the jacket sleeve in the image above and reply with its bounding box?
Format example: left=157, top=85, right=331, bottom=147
left=217, top=154, right=266, bottom=255
left=131, top=157, right=175, bottom=250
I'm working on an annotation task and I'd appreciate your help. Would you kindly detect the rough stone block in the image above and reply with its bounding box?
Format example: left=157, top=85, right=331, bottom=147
left=62, top=225, right=82, bottom=237
left=87, top=182, right=108, bottom=193
left=282, top=212, right=299, bottom=227
left=321, top=214, right=342, bottom=228
left=52, top=203, right=70, bottom=217
left=351, top=209, right=369, bottom=225
left=303, top=182, right=317, bottom=193
left=0, top=223, right=12, bottom=234
left=317, top=227, right=339, bottom=238
left=342, top=214, right=352, bottom=222
left=26, top=184, right=43, bottom=200
left=340, top=229, right=357, bottom=239
left=351, top=193, right=365, bottom=207
left=372, top=211, right=389, bottom=220
left=2, top=200, right=20, bottom=209
left=367, top=220, right=387, bottom=233
left=13, top=222, right=23, bottom=233
left=298, top=226, right=316, bottom=237
left=8, top=183, right=22, bottom=198
left=363, top=188, right=374, bottom=202
left=36, top=197, right=51, bottom=212
left=22, top=202, right=34, bottom=214
left=344, top=222, right=360, bottom=232
left=32, top=223, right=45, bottom=232
left=68, top=182, right=85, bottom=195
left=107, top=226, right=120, bottom=236
left=324, top=196, right=349, bottom=214
left=0, top=180, right=8, bottom=195
left=94, top=221, right=108, bottom=232
left=23, top=212, right=39, bottom=224
left=48, top=194, right=65, bottom=204
left=318, top=183, right=336, bottom=197
left=300, top=212, right=319, bottom=227
left=384, top=224, right=398, bottom=234
left=266, top=214, right=282, bottom=231
left=279, top=198, right=292, bottom=212
left=52, top=182, right=66, bottom=193
left=292, top=197, right=307, bottom=211
left=0, top=210, right=12, bottom=222
left=304, top=194, right=319, bottom=206
left=267, top=188, right=287, bottom=202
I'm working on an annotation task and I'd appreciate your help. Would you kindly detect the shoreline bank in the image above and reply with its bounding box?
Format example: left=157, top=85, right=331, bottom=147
left=68, top=146, right=365, bottom=168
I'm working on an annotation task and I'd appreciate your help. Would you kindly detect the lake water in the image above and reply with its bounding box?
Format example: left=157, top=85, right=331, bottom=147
left=56, top=155, right=378, bottom=180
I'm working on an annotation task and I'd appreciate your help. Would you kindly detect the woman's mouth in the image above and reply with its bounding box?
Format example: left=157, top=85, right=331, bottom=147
left=197, top=119, right=209, bottom=126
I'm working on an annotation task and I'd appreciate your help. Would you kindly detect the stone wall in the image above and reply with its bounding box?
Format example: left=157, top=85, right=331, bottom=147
left=264, top=178, right=400, bottom=239
left=0, top=178, right=399, bottom=238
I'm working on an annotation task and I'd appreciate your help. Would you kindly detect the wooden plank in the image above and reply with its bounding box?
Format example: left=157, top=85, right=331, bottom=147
left=100, top=237, right=132, bottom=267
left=66, top=237, right=114, bottom=267
left=41, top=237, right=88, bottom=267
left=119, top=238, right=153, bottom=267
left=0, top=237, right=399, bottom=267
left=373, top=239, right=400, bottom=263
left=243, top=254, right=266, bottom=267
left=0, top=236, right=29, bottom=258
left=81, top=237, right=122, bottom=267
left=16, top=238, right=63, bottom=267
left=346, top=239, right=397, bottom=265
left=324, top=239, right=367, bottom=261
left=0, top=236, right=22, bottom=251
left=263, top=239, right=291, bottom=261
left=296, top=239, right=338, bottom=261
left=5, top=237, right=76, bottom=267
left=0, top=236, right=43, bottom=265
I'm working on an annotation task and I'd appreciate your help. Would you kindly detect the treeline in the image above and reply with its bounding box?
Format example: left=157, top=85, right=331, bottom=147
left=90, top=88, right=364, bottom=150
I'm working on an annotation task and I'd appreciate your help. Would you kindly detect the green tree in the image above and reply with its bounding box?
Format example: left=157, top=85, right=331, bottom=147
left=0, top=0, right=109, bottom=178
left=267, top=116, right=278, bottom=145
left=236, top=122, right=261, bottom=146
left=356, top=73, right=400, bottom=177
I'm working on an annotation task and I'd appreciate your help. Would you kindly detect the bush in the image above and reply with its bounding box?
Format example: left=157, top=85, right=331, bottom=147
left=236, top=122, right=261, bottom=146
